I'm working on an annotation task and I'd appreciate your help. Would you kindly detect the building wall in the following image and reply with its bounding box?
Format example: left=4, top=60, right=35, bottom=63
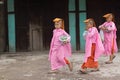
left=4, top=0, right=120, bottom=52
left=68, top=0, right=86, bottom=51
left=87, top=0, right=120, bottom=49
left=14, top=0, right=68, bottom=51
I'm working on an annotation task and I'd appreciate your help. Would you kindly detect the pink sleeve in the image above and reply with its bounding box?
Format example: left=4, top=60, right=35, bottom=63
left=87, top=27, right=96, bottom=38
left=99, top=22, right=106, bottom=29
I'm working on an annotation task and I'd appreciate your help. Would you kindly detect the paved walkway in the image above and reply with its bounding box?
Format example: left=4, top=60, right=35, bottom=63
left=0, top=51, right=119, bottom=80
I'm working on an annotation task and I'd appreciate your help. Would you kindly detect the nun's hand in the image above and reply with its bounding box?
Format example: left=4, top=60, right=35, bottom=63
left=101, top=26, right=106, bottom=30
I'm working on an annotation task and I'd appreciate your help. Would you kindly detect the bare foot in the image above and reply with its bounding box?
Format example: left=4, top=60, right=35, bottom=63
left=112, top=55, right=116, bottom=60
left=68, top=62, right=73, bottom=71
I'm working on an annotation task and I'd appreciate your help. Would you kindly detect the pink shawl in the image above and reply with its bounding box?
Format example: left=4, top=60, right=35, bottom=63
left=99, top=21, right=118, bottom=55
left=49, top=29, right=72, bottom=70
left=84, top=27, right=105, bottom=62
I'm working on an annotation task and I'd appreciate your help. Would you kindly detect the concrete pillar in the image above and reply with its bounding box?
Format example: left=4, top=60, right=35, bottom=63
left=7, top=0, right=16, bottom=52
left=79, top=0, right=86, bottom=51
left=68, top=0, right=76, bottom=51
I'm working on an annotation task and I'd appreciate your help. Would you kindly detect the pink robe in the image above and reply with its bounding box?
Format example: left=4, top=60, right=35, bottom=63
left=83, top=27, right=104, bottom=62
left=49, top=28, right=72, bottom=70
left=99, top=21, right=118, bottom=55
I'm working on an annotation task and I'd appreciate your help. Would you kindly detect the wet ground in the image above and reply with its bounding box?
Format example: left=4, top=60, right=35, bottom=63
left=0, top=51, right=120, bottom=80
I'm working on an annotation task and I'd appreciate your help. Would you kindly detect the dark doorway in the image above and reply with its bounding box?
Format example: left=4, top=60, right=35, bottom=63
left=15, top=0, right=68, bottom=51
left=0, top=1, right=6, bottom=52
left=87, top=0, right=120, bottom=49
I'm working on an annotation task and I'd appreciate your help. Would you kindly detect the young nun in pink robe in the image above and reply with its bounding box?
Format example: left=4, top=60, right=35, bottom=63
left=80, top=18, right=104, bottom=74
left=48, top=18, right=73, bottom=73
left=99, top=13, right=118, bottom=64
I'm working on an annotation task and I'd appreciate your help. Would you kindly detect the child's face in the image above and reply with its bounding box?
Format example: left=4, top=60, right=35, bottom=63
left=106, top=16, right=113, bottom=22
left=86, top=22, right=93, bottom=28
left=54, top=21, right=62, bottom=29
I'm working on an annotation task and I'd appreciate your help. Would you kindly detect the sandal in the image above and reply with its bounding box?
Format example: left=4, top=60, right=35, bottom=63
left=91, top=68, right=100, bottom=72
left=79, top=69, right=87, bottom=74
left=105, top=61, right=113, bottom=64
left=48, top=70, right=59, bottom=74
